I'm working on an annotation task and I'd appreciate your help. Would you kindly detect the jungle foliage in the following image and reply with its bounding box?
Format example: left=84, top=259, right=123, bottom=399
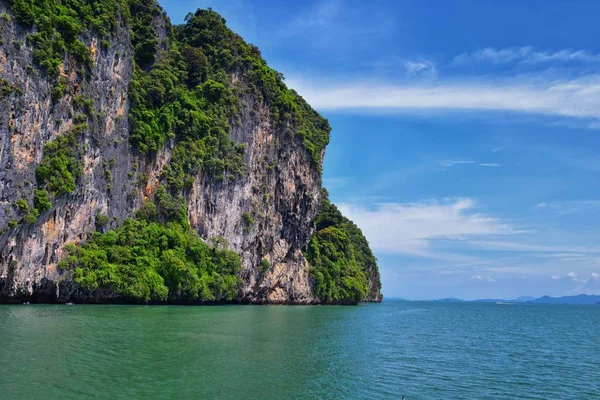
left=306, top=190, right=378, bottom=304
left=10, top=0, right=127, bottom=76
left=59, top=218, right=241, bottom=302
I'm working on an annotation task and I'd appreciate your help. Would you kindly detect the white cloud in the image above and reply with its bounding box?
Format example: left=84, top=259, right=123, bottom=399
left=456, top=240, right=600, bottom=254
left=454, top=47, right=600, bottom=65
left=549, top=272, right=600, bottom=283
left=366, top=56, right=437, bottom=77
left=403, top=60, right=437, bottom=75
left=548, top=253, right=589, bottom=262
left=479, top=163, right=500, bottom=167
left=532, top=200, right=600, bottom=215
left=439, top=160, right=475, bottom=168
left=437, top=160, right=500, bottom=170
left=472, top=274, right=495, bottom=282
left=288, top=75, right=600, bottom=123
left=338, top=198, right=517, bottom=256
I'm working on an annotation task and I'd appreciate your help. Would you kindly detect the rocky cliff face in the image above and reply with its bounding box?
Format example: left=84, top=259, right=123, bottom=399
left=0, top=0, right=138, bottom=300
left=188, top=96, right=321, bottom=304
left=0, top=1, right=381, bottom=304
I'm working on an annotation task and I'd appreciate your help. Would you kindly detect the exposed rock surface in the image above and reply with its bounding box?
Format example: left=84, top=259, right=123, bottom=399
left=0, top=1, right=138, bottom=300
left=0, top=1, right=382, bottom=304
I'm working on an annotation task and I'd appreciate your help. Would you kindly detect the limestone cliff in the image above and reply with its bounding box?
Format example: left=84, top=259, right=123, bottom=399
left=0, top=0, right=382, bottom=304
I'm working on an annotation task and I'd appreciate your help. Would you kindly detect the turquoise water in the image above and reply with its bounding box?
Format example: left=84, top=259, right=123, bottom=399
left=1, top=301, right=599, bottom=399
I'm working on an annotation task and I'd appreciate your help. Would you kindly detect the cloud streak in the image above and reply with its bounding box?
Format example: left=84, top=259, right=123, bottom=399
left=479, top=163, right=500, bottom=167
left=439, top=160, right=475, bottom=168
left=289, top=75, right=600, bottom=122
left=437, top=160, right=500, bottom=170
left=551, top=271, right=600, bottom=284
left=472, top=274, right=495, bottom=282
left=534, top=200, right=600, bottom=215
left=402, top=60, right=437, bottom=76
left=464, top=240, right=600, bottom=255
left=454, top=47, right=600, bottom=65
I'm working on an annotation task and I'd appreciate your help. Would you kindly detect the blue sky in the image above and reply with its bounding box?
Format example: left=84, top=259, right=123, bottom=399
left=160, top=0, right=600, bottom=300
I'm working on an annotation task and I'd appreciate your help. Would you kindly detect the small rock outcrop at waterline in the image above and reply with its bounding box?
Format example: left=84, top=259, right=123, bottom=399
left=0, top=0, right=382, bottom=304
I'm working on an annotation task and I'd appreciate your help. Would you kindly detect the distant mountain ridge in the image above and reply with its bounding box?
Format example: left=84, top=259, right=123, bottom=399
left=422, top=294, right=600, bottom=304
left=529, top=294, right=600, bottom=305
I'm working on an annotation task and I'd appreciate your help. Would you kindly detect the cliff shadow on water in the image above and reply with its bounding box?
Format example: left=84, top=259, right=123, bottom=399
left=0, top=0, right=381, bottom=305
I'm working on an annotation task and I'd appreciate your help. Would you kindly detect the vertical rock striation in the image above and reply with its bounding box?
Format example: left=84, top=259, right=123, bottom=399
left=0, top=1, right=136, bottom=298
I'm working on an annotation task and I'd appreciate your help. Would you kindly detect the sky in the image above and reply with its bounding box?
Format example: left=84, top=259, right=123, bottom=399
left=159, top=0, right=600, bottom=300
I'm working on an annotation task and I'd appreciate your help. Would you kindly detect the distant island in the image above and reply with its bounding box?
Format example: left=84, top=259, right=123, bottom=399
left=389, top=294, right=600, bottom=305
left=527, top=294, right=600, bottom=305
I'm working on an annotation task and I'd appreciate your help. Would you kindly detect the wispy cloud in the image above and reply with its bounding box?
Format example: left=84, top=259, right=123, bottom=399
left=549, top=271, right=600, bottom=295
left=549, top=271, right=600, bottom=284
left=472, top=274, right=495, bottom=282
left=454, top=47, right=600, bottom=65
left=438, top=160, right=475, bottom=169
left=288, top=75, right=600, bottom=123
left=367, top=57, right=437, bottom=77
left=534, top=200, right=600, bottom=215
left=278, top=0, right=393, bottom=48
left=402, top=60, right=437, bottom=76
left=548, top=253, right=589, bottom=261
left=464, top=240, right=600, bottom=254
left=437, top=160, right=500, bottom=170
left=549, top=273, right=599, bottom=283
left=338, top=198, right=517, bottom=256
left=290, top=0, right=340, bottom=28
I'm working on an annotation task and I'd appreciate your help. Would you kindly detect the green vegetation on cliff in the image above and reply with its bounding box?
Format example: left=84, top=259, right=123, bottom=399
left=129, top=7, right=330, bottom=164
left=10, top=0, right=127, bottom=76
left=306, top=191, right=378, bottom=304
left=59, top=217, right=241, bottom=302
left=176, top=9, right=331, bottom=169
left=35, top=124, right=85, bottom=196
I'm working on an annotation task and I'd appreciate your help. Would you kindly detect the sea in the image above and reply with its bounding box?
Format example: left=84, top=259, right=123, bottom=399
left=0, top=300, right=598, bottom=399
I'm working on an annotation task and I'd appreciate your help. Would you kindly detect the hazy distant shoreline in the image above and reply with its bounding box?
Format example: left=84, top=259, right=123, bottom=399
left=385, top=294, right=600, bottom=305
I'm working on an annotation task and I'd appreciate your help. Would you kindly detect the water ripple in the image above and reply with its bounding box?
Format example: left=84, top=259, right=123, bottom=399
left=1, top=302, right=599, bottom=399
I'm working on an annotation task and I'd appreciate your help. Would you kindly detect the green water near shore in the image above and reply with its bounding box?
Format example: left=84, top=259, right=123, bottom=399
left=1, top=301, right=599, bottom=399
